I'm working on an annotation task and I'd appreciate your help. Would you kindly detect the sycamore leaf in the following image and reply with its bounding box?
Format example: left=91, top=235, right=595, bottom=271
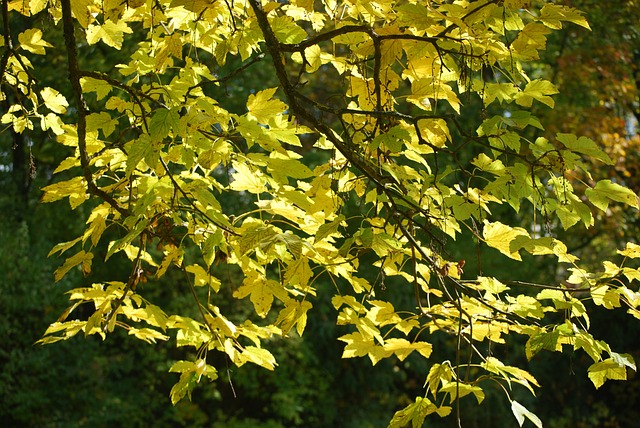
left=440, top=382, right=485, bottom=404
left=483, top=220, right=529, bottom=260
left=511, top=23, right=551, bottom=59
left=408, top=78, right=461, bottom=113
left=86, top=20, right=133, bottom=49
left=18, top=28, right=53, bottom=54
left=81, top=77, right=113, bottom=100
left=586, top=180, right=639, bottom=211
left=233, top=272, right=287, bottom=318
left=41, top=87, right=69, bottom=114
left=247, top=88, right=287, bottom=123
left=618, top=243, right=640, bottom=258
left=540, top=4, right=590, bottom=30
left=389, top=397, right=440, bottom=428
left=70, top=0, right=93, bottom=28
left=511, top=400, right=543, bottom=428
left=425, top=363, right=455, bottom=396
left=275, top=299, right=313, bottom=336
left=514, top=79, right=558, bottom=108
left=371, top=125, right=411, bottom=152
left=315, top=215, right=345, bottom=241
left=86, top=112, right=117, bottom=138
left=556, top=133, right=612, bottom=164
left=238, top=346, right=277, bottom=370
left=383, top=338, right=432, bottom=361
left=270, top=16, right=308, bottom=43
left=481, top=82, right=519, bottom=106
left=54, top=250, right=91, bottom=282
left=588, top=358, right=628, bottom=389
left=185, top=264, right=220, bottom=292
left=338, top=332, right=376, bottom=359
left=170, top=371, right=198, bottom=404
left=476, top=277, right=509, bottom=295
left=150, top=108, right=180, bottom=141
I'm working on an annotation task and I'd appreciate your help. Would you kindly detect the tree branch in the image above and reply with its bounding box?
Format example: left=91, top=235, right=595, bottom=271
left=60, top=0, right=128, bottom=217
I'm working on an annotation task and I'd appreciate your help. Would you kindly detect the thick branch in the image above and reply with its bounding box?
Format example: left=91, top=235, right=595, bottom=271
left=60, top=0, right=128, bottom=217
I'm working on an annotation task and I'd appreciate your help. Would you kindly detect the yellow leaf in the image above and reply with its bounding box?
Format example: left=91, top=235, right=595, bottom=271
left=86, top=112, right=117, bottom=137
left=540, top=4, right=590, bottom=30
left=511, top=23, right=551, bottom=59
left=41, top=87, right=69, bottom=114
left=70, top=0, right=94, bottom=28
left=41, top=177, right=87, bottom=204
left=383, top=338, right=432, bottom=361
left=229, top=160, right=267, bottom=194
left=54, top=250, right=90, bottom=282
left=86, top=20, right=133, bottom=49
left=515, top=79, right=558, bottom=108
left=238, top=346, right=277, bottom=370
left=618, top=243, right=640, bottom=258
left=483, top=220, right=529, bottom=260
left=81, top=77, right=113, bottom=100
left=18, top=28, right=53, bottom=55
left=41, top=113, right=66, bottom=135
left=247, top=88, right=287, bottom=123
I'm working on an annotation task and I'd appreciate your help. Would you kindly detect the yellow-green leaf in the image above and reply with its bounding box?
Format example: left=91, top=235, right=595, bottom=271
left=18, top=28, right=53, bottom=54
left=41, top=87, right=69, bottom=114
left=588, top=358, right=628, bottom=389
left=586, top=180, right=639, bottom=211
left=247, top=88, right=287, bottom=123
left=86, top=20, right=133, bottom=49
left=514, top=79, right=558, bottom=108
left=483, top=220, right=529, bottom=260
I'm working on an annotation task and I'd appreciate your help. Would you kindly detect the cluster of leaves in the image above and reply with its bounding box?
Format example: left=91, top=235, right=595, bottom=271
left=2, top=0, right=640, bottom=426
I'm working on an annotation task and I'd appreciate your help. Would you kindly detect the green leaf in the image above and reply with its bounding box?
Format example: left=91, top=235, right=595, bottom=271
left=556, top=133, right=612, bottom=164
left=150, top=108, right=181, bottom=141
left=54, top=250, right=92, bottom=282
left=586, top=180, right=639, bottom=211
left=86, top=112, right=117, bottom=138
left=371, top=125, right=411, bottom=152
left=315, top=215, right=345, bottom=241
